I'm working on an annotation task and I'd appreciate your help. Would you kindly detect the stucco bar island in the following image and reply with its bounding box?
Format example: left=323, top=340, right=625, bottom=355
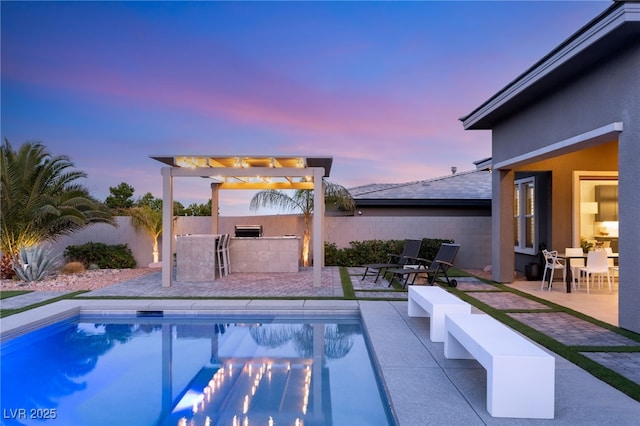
left=230, top=236, right=300, bottom=273
left=176, top=234, right=301, bottom=281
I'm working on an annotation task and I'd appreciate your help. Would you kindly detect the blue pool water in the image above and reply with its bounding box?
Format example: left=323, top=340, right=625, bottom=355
left=1, top=314, right=395, bottom=426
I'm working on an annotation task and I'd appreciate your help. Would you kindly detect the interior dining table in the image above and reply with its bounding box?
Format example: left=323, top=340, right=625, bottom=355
left=557, top=251, right=619, bottom=293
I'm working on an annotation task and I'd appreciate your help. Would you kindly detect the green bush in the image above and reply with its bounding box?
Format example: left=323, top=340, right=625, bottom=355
left=64, top=243, right=136, bottom=269
left=325, top=238, right=454, bottom=267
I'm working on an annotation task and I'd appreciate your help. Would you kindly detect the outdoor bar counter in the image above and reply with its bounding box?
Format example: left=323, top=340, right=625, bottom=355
left=230, top=236, right=301, bottom=273
left=175, top=234, right=301, bottom=281
left=175, top=234, right=218, bottom=282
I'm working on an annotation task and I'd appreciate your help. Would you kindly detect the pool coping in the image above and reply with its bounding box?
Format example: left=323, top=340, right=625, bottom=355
left=2, top=299, right=639, bottom=425
left=0, top=299, right=361, bottom=342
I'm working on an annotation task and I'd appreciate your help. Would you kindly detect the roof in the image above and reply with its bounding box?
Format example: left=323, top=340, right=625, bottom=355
left=461, top=1, right=640, bottom=129
left=349, top=169, right=492, bottom=205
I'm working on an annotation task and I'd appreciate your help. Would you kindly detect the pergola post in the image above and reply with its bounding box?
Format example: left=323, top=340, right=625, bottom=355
left=161, top=167, right=174, bottom=287
left=313, top=167, right=324, bottom=287
left=210, top=182, right=220, bottom=234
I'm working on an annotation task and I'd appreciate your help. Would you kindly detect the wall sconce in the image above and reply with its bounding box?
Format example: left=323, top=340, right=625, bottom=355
left=581, top=202, right=599, bottom=214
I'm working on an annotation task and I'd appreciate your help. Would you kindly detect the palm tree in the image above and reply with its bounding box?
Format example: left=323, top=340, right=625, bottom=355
left=249, top=181, right=355, bottom=266
left=127, top=205, right=162, bottom=264
left=0, top=140, right=114, bottom=278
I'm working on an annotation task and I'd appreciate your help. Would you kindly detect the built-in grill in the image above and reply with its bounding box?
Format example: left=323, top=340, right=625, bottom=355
left=234, top=225, right=263, bottom=238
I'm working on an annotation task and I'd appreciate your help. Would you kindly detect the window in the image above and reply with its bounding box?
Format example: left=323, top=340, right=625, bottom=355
left=514, top=177, right=536, bottom=254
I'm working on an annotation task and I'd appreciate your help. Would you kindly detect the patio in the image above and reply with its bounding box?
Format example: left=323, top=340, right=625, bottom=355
left=2, top=267, right=638, bottom=424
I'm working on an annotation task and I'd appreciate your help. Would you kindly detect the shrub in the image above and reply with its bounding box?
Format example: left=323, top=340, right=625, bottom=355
left=61, top=261, right=86, bottom=274
left=324, top=238, right=454, bottom=267
left=12, top=246, right=61, bottom=282
left=64, top=243, right=136, bottom=269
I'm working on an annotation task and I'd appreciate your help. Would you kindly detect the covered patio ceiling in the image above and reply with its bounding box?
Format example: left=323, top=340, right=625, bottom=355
left=151, top=155, right=332, bottom=190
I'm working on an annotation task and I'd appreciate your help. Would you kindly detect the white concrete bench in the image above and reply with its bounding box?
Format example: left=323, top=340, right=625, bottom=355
left=408, top=286, right=471, bottom=342
left=444, top=312, right=555, bottom=419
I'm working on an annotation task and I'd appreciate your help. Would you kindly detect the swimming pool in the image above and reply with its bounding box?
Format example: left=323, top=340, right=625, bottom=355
left=1, top=313, right=395, bottom=426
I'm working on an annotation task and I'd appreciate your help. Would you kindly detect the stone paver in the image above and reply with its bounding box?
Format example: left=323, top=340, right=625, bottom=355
left=453, top=277, right=502, bottom=291
left=580, top=352, right=640, bottom=385
left=469, top=291, right=550, bottom=310
left=87, top=268, right=343, bottom=298
left=509, top=312, right=639, bottom=346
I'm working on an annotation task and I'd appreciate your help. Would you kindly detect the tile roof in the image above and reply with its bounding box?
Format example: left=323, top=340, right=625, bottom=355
left=349, top=169, right=492, bottom=200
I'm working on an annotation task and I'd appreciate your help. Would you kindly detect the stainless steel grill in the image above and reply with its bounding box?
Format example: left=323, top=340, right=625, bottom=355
left=234, top=225, right=263, bottom=238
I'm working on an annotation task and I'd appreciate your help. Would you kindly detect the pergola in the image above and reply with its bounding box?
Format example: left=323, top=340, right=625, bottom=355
left=150, top=155, right=333, bottom=288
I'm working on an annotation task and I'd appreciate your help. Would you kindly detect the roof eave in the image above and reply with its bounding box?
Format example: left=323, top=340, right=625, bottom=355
left=461, top=1, right=640, bottom=130
left=355, top=199, right=491, bottom=208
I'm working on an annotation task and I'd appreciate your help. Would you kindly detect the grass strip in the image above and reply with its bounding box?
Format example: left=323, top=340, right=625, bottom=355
left=0, top=290, right=32, bottom=299
left=0, top=291, right=88, bottom=318
left=339, top=267, right=356, bottom=299
left=448, top=283, right=640, bottom=402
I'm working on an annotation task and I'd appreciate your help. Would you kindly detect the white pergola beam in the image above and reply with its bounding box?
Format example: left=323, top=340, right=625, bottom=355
left=219, top=182, right=314, bottom=190
left=169, top=167, right=310, bottom=178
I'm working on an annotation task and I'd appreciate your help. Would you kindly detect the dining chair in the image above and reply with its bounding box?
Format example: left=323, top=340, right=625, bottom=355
left=564, top=247, right=585, bottom=291
left=541, top=249, right=566, bottom=291
left=578, top=250, right=612, bottom=293
left=605, top=247, right=618, bottom=280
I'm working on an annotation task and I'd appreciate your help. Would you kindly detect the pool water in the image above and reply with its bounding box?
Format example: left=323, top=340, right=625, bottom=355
left=1, top=314, right=395, bottom=426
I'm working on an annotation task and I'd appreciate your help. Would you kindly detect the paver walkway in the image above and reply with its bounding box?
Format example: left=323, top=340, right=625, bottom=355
left=0, top=291, right=73, bottom=309
left=446, top=276, right=640, bottom=390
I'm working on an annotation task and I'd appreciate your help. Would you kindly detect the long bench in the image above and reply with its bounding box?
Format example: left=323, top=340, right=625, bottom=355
left=407, top=286, right=471, bottom=342
left=444, top=312, right=555, bottom=419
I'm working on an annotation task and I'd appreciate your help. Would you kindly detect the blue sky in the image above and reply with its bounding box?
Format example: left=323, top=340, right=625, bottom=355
left=1, top=1, right=610, bottom=215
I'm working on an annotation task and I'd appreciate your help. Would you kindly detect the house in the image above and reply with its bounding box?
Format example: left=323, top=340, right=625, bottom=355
left=461, top=1, right=640, bottom=333
left=330, top=164, right=493, bottom=269
left=349, top=162, right=492, bottom=217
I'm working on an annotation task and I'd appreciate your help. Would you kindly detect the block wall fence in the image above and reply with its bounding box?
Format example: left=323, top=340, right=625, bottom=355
left=46, top=214, right=491, bottom=270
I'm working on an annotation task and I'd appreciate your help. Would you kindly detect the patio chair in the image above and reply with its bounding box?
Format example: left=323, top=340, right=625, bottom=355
left=387, top=243, right=461, bottom=288
left=541, top=249, right=566, bottom=291
left=216, top=234, right=230, bottom=277
left=564, top=247, right=585, bottom=291
left=605, top=247, right=619, bottom=280
left=578, top=250, right=612, bottom=293
left=361, top=239, right=422, bottom=283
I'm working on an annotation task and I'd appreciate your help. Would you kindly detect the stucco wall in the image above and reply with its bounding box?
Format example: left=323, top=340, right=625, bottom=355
left=486, top=34, right=640, bottom=331
left=491, top=43, right=638, bottom=163
left=47, top=214, right=491, bottom=270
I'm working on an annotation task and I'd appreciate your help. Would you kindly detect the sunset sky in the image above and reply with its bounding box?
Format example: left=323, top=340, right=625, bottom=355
left=1, top=1, right=610, bottom=215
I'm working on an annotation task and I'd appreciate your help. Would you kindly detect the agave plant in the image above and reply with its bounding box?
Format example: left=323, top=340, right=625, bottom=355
left=12, top=246, right=61, bottom=282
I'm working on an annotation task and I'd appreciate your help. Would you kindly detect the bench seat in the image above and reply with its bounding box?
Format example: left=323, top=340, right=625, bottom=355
left=444, top=312, right=555, bottom=419
left=408, top=286, right=471, bottom=342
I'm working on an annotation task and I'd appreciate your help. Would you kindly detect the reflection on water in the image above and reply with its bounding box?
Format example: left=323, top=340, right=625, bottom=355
left=1, top=316, right=394, bottom=426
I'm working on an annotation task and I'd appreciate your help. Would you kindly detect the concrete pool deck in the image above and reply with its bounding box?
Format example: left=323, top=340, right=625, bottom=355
left=2, top=294, right=639, bottom=425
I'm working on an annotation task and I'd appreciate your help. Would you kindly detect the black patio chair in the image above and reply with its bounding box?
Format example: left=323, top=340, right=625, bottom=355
left=387, top=243, right=461, bottom=288
left=361, top=239, right=422, bottom=283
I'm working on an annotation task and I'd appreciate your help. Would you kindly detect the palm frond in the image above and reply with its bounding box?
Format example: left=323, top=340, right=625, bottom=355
left=249, top=190, right=305, bottom=213
left=1, top=139, right=115, bottom=255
